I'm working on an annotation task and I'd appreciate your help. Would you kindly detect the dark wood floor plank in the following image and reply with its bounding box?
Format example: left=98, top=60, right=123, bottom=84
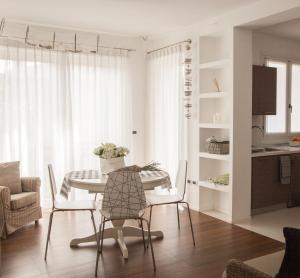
left=1, top=206, right=284, bottom=278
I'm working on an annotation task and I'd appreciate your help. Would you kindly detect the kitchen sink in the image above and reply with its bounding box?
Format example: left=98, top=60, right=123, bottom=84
left=252, top=147, right=282, bottom=153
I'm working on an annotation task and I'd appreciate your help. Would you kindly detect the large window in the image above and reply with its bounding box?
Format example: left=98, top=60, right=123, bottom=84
left=0, top=44, right=132, bottom=204
left=265, top=59, right=300, bottom=136
left=265, top=60, right=287, bottom=134
left=291, top=63, right=300, bottom=132
left=146, top=46, right=185, bottom=182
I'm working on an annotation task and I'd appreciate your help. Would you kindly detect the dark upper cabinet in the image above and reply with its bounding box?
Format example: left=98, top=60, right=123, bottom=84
left=252, top=65, right=277, bottom=115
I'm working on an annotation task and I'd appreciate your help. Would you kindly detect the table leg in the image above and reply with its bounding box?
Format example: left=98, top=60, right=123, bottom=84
left=111, top=220, right=128, bottom=259
left=70, top=227, right=114, bottom=247
left=122, top=226, right=164, bottom=238
left=70, top=220, right=164, bottom=259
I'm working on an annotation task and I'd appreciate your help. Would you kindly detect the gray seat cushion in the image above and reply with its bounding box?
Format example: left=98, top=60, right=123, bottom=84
left=0, top=161, right=22, bottom=194
left=10, top=192, right=37, bottom=210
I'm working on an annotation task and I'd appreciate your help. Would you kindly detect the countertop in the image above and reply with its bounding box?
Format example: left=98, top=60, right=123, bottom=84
left=252, top=144, right=300, bottom=157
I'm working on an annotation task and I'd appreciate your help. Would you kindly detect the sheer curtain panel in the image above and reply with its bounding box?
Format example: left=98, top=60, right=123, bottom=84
left=0, top=40, right=132, bottom=205
left=146, top=46, right=186, bottom=183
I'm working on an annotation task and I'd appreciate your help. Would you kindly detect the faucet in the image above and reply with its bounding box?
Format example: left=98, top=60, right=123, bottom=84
left=252, top=125, right=264, bottom=137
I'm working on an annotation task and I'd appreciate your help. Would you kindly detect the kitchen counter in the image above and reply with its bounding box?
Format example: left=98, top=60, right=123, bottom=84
left=252, top=144, right=300, bottom=157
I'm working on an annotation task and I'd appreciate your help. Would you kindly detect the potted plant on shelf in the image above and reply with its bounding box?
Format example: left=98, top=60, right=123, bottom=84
left=94, top=143, right=129, bottom=174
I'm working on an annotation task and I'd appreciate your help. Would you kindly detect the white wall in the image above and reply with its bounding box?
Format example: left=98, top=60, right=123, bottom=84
left=252, top=32, right=300, bottom=146
left=232, top=28, right=252, bottom=222
left=128, top=40, right=147, bottom=165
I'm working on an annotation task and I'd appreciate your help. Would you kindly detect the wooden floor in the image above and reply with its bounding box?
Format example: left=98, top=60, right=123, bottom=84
left=1, top=206, right=284, bottom=278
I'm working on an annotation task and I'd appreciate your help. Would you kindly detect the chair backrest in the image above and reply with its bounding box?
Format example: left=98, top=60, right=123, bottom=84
left=175, top=160, right=188, bottom=200
left=102, top=166, right=146, bottom=219
left=48, top=164, right=57, bottom=208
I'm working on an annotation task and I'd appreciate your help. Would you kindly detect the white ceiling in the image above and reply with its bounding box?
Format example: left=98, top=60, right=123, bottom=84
left=259, top=17, right=300, bottom=41
left=0, top=0, right=259, bottom=36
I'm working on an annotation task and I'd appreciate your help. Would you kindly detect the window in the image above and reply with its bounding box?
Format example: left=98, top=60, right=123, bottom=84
left=146, top=47, right=185, bottom=183
left=0, top=45, right=132, bottom=204
left=265, top=59, right=300, bottom=136
left=291, top=63, right=300, bottom=132
left=265, top=60, right=287, bottom=134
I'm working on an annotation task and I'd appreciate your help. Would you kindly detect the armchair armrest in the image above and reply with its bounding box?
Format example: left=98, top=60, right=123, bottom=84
left=0, top=185, right=10, bottom=210
left=225, top=259, right=272, bottom=278
left=21, top=177, right=41, bottom=193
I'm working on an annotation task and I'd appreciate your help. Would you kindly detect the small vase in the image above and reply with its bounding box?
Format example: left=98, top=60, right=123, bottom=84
left=100, top=157, right=126, bottom=174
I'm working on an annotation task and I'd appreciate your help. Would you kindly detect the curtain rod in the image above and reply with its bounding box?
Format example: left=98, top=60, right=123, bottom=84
left=0, top=18, right=136, bottom=52
left=0, top=34, right=136, bottom=53
left=147, top=39, right=191, bottom=55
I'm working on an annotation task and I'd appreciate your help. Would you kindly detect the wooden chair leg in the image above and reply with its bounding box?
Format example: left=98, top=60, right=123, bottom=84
left=44, top=211, right=54, bottom=260
left=176, top=203, right=180, bottom=229
left=35, top=220, right=39, bottom=225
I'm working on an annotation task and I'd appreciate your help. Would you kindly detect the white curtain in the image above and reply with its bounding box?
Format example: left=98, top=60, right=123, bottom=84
left=0, top=40, right=132, bottom=205
left=146, top=45, right=186, bottom=183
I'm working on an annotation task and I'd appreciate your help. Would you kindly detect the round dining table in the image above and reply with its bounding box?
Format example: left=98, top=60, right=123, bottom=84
left=68, top=172, right=169, bottom=259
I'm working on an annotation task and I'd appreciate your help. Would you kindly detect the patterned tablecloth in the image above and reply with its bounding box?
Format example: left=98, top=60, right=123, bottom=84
left=60, top=170, right=171, bottom=199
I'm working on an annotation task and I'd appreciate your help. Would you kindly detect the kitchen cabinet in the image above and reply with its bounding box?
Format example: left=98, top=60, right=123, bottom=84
left=290, top=154, right=300, bottom=206
left=252, top=155, right=290, bottom=210
left=252, top=65, right=277, bottom=115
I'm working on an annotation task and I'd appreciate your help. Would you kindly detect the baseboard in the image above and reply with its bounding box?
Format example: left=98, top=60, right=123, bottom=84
left=251, top=203, right=287, bottom=215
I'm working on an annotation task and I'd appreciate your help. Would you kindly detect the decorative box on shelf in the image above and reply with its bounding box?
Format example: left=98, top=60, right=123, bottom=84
left=207, top=141, right=229, bottom=155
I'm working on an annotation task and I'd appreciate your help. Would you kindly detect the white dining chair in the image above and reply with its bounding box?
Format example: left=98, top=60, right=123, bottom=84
left=146, top=160, right=195, bottom=245
left=44, top=164, right=97, bottom=260
left=95, top=166, right=156, bottom=277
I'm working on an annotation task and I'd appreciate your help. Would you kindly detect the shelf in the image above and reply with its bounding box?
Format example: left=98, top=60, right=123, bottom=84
left=199, top=123, right=230, bottom=129
left=199, top=59, right=230, bottom=69
left=198, top=180, right=230, bottom=192
left=199, top=152, right=230, bottom=161
left=199, top=92, right=228, bottom=99
left=202, top=210, right=231, bottom=223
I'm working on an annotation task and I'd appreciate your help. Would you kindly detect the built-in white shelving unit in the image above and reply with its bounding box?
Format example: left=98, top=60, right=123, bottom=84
left=199, top=152, right=230, bottom=161
left=187, top=28, right=252, bottom=224
left=196, top=31, right=233, bottom=223
left=198, top=180, right=230, bottom=192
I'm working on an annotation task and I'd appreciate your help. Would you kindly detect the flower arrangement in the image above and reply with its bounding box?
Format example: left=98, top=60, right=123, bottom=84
left=93, top=143, right=129, bottom=159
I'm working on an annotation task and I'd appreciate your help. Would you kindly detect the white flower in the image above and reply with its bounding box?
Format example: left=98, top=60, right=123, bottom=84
left=94, top=142, right=129, bottom=159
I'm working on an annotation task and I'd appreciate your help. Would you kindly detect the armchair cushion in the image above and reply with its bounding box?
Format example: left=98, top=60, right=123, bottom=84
left=21, top=177, right=41, bottom=192
left=10, top=192, right=37, bottom=210
left=0, top=161, right=22, bottom=194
